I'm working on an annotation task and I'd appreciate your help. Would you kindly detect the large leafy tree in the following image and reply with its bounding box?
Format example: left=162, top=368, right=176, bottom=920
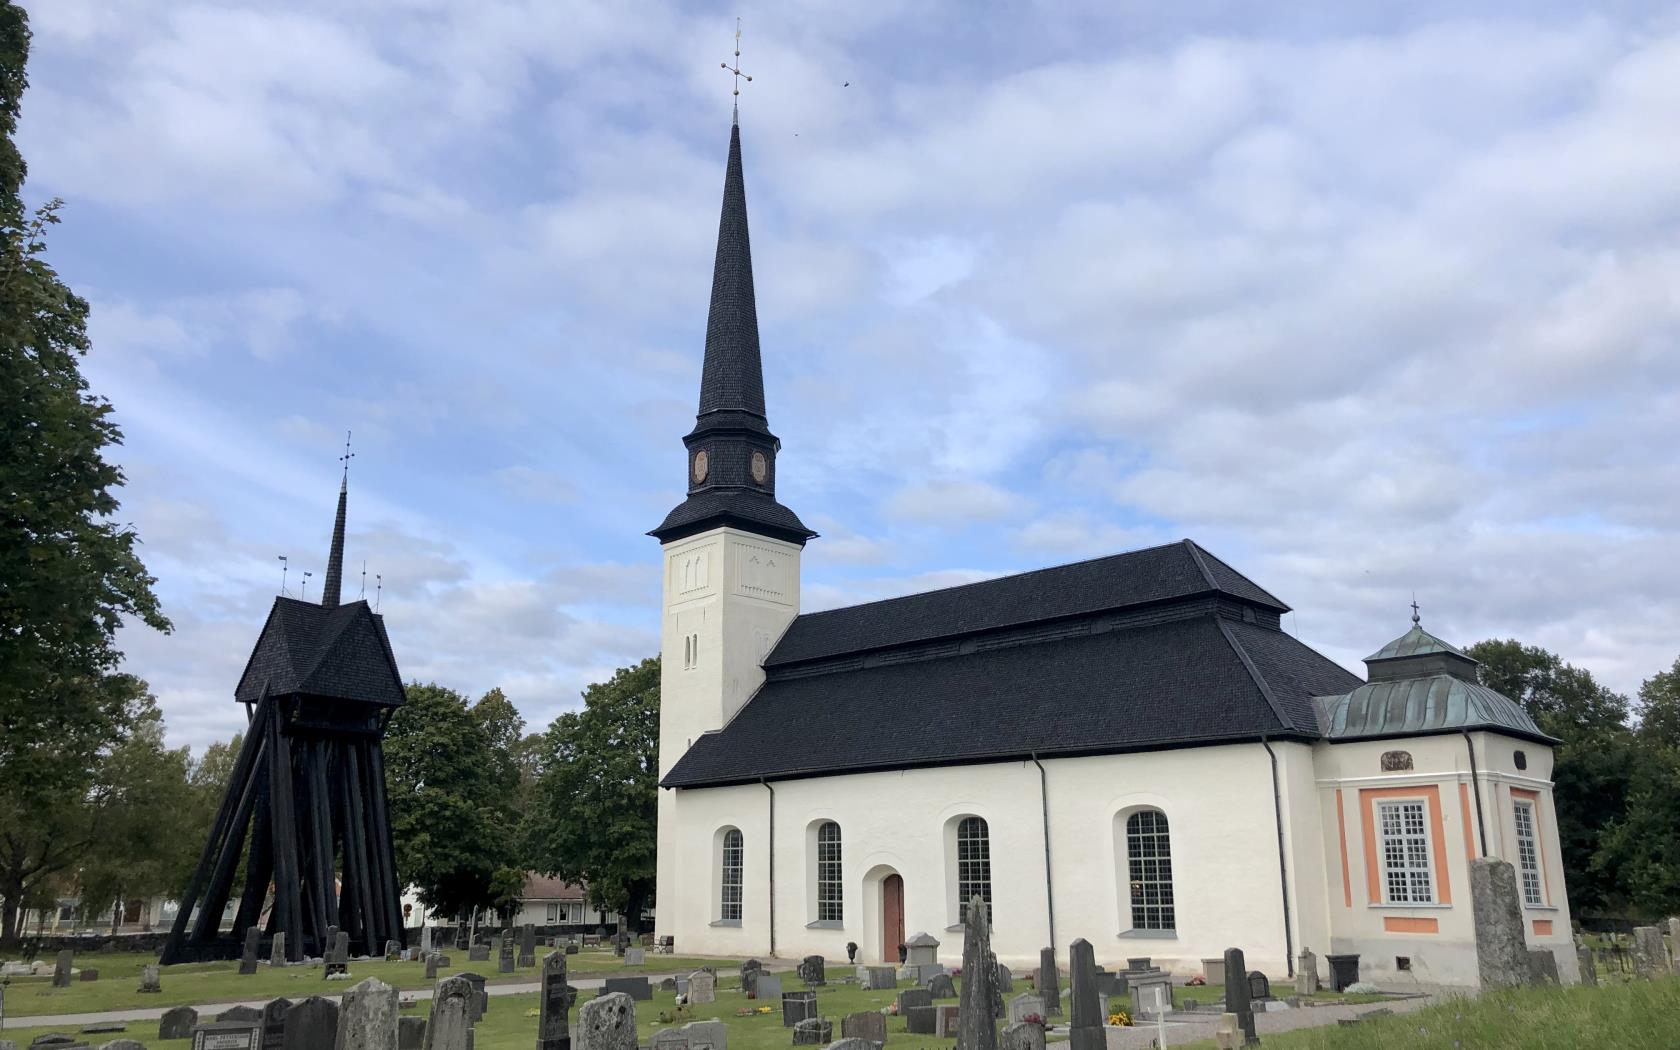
left=0, top=2, right=169, bottom=945
left=527, top=657, right=659, bottom=930
left=1593, top=657, right=1680, bottom=918
left=1467, top=639, right=1635, bottom=916
left=384, top=683, right=519, bottom=922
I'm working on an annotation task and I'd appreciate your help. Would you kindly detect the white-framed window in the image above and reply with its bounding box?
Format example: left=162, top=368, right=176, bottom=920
left=546, top=903, right=559, bottom=924
left=720, top=828, right=744, bottom=921
left=1513, top=801, right=1544, bottom=906
left=956, top=816, right=992, bottom=923
left=1125, top=809, right=1176, bottom=931
left=816, top=821, right=843, bottom=922
left=1377, top=799, right=1435, bottom=904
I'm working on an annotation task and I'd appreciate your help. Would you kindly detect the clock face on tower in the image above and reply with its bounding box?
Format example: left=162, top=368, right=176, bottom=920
left=692, top=450, right=708, bottom=483
left=751, top=451, right=767, bottom=484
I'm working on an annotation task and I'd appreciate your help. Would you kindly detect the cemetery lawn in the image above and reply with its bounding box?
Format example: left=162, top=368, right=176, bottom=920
left=1175, top=976, right=1680, bottom=1050
left=0, top=950, right=735, bottom=1017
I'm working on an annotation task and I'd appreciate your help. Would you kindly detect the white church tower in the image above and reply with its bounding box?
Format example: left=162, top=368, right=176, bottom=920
left=650, top=114, right=816, bottom=939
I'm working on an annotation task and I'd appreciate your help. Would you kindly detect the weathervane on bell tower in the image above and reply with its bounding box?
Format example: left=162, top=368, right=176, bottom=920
left=721, top=17, right=751, bottom=122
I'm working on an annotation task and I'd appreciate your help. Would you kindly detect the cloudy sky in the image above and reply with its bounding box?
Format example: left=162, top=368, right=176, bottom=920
left=19, top=0, right=1680, bottom=749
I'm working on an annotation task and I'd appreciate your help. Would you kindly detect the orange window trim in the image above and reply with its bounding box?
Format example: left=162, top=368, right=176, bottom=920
left=1383, top=916, right=1439, bottom=934
left=1533, top=919, right=1554, bottom=936
left=1336, top=789, right=1352, bottom=908
left=1458, top=782, right=1478, bottom=861
left=1510, top=788, right=1552, bottom=906
left=1360, top=785, right=1453, bottom=906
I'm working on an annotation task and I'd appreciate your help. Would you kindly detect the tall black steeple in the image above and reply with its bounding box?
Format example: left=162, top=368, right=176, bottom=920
left=320, top=475, right=347, bottom=608
left=651, top=118, right=815, bottom=547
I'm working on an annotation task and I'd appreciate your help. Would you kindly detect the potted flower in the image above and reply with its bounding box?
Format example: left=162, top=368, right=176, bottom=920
left=847, top=942, right=858, bottom=964
left=1106, top=1009, right=1132, bottom=1027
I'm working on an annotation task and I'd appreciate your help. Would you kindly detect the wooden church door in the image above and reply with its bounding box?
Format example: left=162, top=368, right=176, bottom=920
left=882, top=874, right=904, bottom=962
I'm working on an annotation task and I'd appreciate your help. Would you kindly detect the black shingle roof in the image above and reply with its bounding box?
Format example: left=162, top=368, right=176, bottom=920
left=651, top=489, right=816, bottom=545
left=234, top=597, right=405, bottom=706
left=662, top=610, right=1362, bottom=788
left=765, top=540, right=1288, bottom=668
left=698, top=121, right=767, bottom=430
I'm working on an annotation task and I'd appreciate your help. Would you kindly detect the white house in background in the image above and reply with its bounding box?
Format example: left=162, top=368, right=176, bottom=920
left=403, top=875, right=633, bottom=933
left=646, top=113, right=1577, bottom=990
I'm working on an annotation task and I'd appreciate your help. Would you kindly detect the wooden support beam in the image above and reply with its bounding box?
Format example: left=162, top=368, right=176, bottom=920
left=267, top=699, right=305, bottom=957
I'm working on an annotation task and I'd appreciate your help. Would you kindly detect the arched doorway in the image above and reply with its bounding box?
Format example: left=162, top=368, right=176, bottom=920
left=881, top=873, right=904, bottom=962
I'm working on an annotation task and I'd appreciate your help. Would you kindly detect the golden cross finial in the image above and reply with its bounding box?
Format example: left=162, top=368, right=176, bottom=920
left=721, top=17, right=751, bottom=119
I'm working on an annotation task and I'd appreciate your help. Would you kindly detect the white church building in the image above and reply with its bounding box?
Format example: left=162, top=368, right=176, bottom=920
left=651, top=115, right=1576, bottom=988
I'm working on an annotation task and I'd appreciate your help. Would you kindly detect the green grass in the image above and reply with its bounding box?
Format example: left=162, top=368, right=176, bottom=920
left=0, top=949, right=733, bottom=1018
left=1173, top=977, right=1680, bottom=1050
left=1172, top=985, right=1387, bottom=1010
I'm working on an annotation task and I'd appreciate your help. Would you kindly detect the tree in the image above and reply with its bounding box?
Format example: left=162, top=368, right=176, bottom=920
left=1635, top=656, right=1680, bottom=744
left=0, top=2, right=169, bottom=945
left=1467, top=639, right=1635, bottom=916
left=1593, top=655, right=1680, bottom=918
left=384, top=683, right=517, bottom=922
left=526, top=657, right=659, bottom=930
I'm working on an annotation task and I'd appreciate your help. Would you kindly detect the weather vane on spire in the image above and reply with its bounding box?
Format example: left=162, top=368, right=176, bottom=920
left=721, top=17, right=751, bottom=120
left=339, top=430, right=355, bottom=479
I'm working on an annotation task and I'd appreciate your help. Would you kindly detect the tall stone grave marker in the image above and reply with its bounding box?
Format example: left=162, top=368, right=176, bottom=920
left=335, top=976, right=399, bottom=1050
left=1295, top=949, right=1319, bottom=995
left=498, top=942, right=516, bottom=974
left=453, top=972, right=488, bottom=1022
left=1471, top=859, right=1530, bottom=988
left=1036, top=948, right=1061, bottom=1017
left=740, top=959, right=763, bottom=996
left=419, top=924, right=433, bottom=956
left=425, top=954, right=440, bottom=981
left=422, top=976, right=473, bottom=1050
left=397, top=1016, right=426, bottom=1050
left=1222, top=948, right=1257, bottom=1047
left=520, top=925, right=537, bottom=968
left=957, top=894, right=1000, bottom=1050
left=1670, top=917, right=1680, bottom=976
left=538, top=951, right=577, bottom=1050
left=270, top=932, right=288, bottom=968
left=1632, top=926, right=1669, bottom=979
left=1066, top=939, right=1102, bottom=1050
left=261, top=997, right=293, bottom=1050
left=52, top=949, right=73, bottom=988
left=688, top=970, right=717, bottom=1004
left=240, top=927, right=262, bottom=975
left=995, top=963, right=1013, bottom=992
left=577, top=992, right=637, bottom=1050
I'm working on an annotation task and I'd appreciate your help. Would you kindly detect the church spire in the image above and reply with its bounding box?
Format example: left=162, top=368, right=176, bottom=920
left=321, top=433, right=353, bottom=609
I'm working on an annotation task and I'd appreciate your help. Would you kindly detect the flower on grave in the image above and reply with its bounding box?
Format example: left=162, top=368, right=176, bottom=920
left=887, top=1003, right=899, bottom=1016
left=1107, top=1011, right=1132, bottom=1027
left=1187, top=976, right=1205, bottom=986
left=756, top=1006, right=773, bottom=1015
left=525, top=1009, right=540, bottom=1018
left=1022, top=1014, right=1044, bottom=1027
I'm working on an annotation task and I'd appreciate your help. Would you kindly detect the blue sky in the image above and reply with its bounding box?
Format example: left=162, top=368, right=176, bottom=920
left=19, top=0, right=1680, bottom=749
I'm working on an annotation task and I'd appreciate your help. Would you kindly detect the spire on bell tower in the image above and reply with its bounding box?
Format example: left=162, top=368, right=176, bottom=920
left=321, top=432, right=353, bottom=608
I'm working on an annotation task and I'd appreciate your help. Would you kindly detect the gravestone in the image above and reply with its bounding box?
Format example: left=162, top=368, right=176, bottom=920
left=650, top=1031, right=688, bottom=1050
left=860, top=967, right=896, bottom=991
left=995, top=963, right=1012, bottom=993
left=467, top=944, right=490, bottom=963
left=896, top=989, right=932, bottom=1015
left=661, top=977, right=678, bottom=993
left=783, top=990, right=818, bottom=1027
left=1213, top=1014, right=1242, bottom=1050
left=538, top=952, right=577, bottom=1050
left=1528, top=949, right=1559, bottom=985
left=160, top=1008, right=200, bottom=1040
left=453, top=972, right=488, bottom=1022
left=1125, top=958, right=1150, bottom=972
left=741, top=960, right=764, bottom=996
left=100, top=1042, right=146, bottom=1050
left=841, top=1011, right=886, bottom=1047
left=79, top=968, right=99, bottom=982
left=1631, top=926, right=1669, bottom=979
left=425, top=954, right=440, bottom=981
left=624, top=948, right=645, bottom=968
left=791, top=1019, right=831, bottom=1045
left=260, top=998, right=293, bottom=1050
left=396, top=1017, right=425, bottom=1050
left=190, top=1020, right=261, bottom=1049
left=565, top=942, right=579, bottom=956
left=905, top=933, right=938, bottom=969
left=270, top=933, right=287, bottom=968
left=1295, top=949, right=1319, bottom=995
left=1472, top=860, right=1531, bottom=988
left=1093, top=972, right=1128, bottom=1001
left=1066, top=939, right=1103, bottom=1050
left=138, top=965, right=162, bottom=994
left=1222, top=949, right=1257, bottom=1047
left=53, top=950, right=73, bottom=988
left=1006, top=995, right=1043, bottom=1026
left=218, top=1008, right=263, bottom=1024
left=240, top=927, right=262, bottom=975
left=602, top=976, right=652, bottom=1001
left=419, top=925, right=432, bottom=956
left=335, top=977, right=398, bottom=1050
left=1576, top=945, right=1598, bottom=987
left=520, top=925, right=537, bottom=968
left=1001, top=1022, right=1045, bottom=1050
left=903, top=1006, right=937, bottom=1035
left=926, top=973, right=956, bottom=999
left=797, top=955, right=825, bottom=986
left=384, top=941, right=400, bottom=960
left=680, top=1019, right=727, bottom=1050
left=421, top=976, right=472, bottom=1050
left=577, top=993, right=637, bottom=1050
left=1247, top=972, right=1270, bottom=1001
left=957, top=894, right=1000, bottom=1050
left=934, top=1004, right=961, bottom=1038
left=283, top=999, right=340, bottom=1050
left=1670, top=918, right=1680, bottom=975
left=826, top=1041, right=872, bottom=1050
left=327, top=932, right=351, bottom=978
left=756, top=974, right=783, bottom=1002
left=689, top=970, right=717, bottom=1004
left=1037, top=948, right=1061, bottom=1017
left=498, top=944, right=515, bottom=974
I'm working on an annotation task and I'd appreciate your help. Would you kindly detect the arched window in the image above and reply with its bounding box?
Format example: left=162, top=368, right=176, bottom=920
left=816, top=821, right=843, bottom=922
left=720, top=828, right=744, bottom=922
left=956, top=816, right=992, bottom=923
left=1125, top=810, right=1174, bottom=930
